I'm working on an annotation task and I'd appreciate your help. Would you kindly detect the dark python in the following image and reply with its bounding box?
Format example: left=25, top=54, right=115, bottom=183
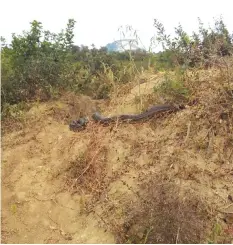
left=69, top=104, right=184, bottom=131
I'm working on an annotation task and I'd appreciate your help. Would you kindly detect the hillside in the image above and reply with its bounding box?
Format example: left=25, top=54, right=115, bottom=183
left=2, top=69, right=233, bottom=243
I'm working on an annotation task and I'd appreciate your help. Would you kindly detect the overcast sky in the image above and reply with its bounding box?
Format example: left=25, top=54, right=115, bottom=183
left=1, top=0, right=233, bottom=49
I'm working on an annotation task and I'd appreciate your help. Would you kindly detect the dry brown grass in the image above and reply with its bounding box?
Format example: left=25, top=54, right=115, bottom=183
left=63, top=124, right=112, bottom=212
left=2, top=58, right=233, bottom=244
left=52, top=92, right=99, bottom=122
left=92, top=61, right=233, bottom=243
left=2, top=92, right=99, bottom=134
left=112, top=177, right=211, bottom=244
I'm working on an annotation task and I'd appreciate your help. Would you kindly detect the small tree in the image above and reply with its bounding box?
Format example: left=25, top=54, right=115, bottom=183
left=1, top=19, right=77, bottom=105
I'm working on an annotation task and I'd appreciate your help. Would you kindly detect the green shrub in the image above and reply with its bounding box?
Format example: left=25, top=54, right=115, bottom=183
left=154, top=72, right=190, bottom=103
left=1, top=19, right=76, bottom=106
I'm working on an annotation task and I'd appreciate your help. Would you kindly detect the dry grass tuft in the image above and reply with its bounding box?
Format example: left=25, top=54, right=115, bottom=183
left=47, top=92, right=98, bottom=123
left=2, top=92, right=99, bottom=134
left=112, top=177, right=212, bottom=244
left=64, top=125, right=110, bottom=207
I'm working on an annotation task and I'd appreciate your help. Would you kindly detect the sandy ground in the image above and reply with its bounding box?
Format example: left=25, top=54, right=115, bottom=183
left=2, top=74, right=233, bottom=243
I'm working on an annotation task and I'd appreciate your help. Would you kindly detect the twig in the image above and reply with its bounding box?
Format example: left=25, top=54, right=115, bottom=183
left=144, top=226, right=153, bottom=244
left=184, top=121, right=191, bottom=144
left=95, top=211, right=109, bottom=228
left=217, top=203, right=233, bottom=214
left=47, top=212, right=59, bottom=226
left=176, top=226, right=180, bottom=244
left=114, top=116, right=120, bottom=130
left=72, top=146, right=104, bottom=186
left=52, top=198, right=77, bottom=211
left=31, top=194, right=54, bottom=202
left=207, top=130, right=214, bottom=155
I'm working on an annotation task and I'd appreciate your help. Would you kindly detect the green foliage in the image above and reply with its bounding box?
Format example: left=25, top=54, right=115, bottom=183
left=153, top=50, right=177, bottom=70
left=154, top=71, right=190, bottom=103
left=1, top=102, right=30, bottom=122
left=1, top=19, right=77, bottom=105
left=154, top=17, right=233, bottom=68
left=207, top=223, right=222, bottom=244
left=1, top=19, right=151, bottom=107
left=2, top=16, right=233, bottom=115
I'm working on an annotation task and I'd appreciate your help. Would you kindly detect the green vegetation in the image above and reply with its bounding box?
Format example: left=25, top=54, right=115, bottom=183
left=2, top=16, right=233, bottom=244
left=154, top=71, right=190, bottom=103
left=1, top=20, right=150, bottom=109
left=1, top=17, right=233, bottom=119
left=153, top=16, right=232, bottom=69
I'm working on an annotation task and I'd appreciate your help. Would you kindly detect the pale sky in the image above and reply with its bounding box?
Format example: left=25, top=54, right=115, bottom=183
left=1, top=0, right=233, bottom=50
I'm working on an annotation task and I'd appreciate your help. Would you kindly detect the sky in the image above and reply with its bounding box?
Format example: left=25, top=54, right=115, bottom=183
left=1, top=0, right=233, bottom=50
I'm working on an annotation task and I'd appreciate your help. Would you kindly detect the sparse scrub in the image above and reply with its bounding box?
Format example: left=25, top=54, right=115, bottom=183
left=2, top=16, right=233, bottom=244
left=154, top=71, right=190, bottom=104
left=102, top=177, right=211, bottom=244
left=1, top=21, right=146, bottom=112
left=153, top=16, right=233, bottom=69
left=1, top=102, right=31, bottom=133
left=64, top=131, right=110, bottom=211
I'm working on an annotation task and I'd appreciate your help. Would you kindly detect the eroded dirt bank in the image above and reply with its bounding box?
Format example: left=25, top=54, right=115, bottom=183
left=2, top=73, right=233, bottom=243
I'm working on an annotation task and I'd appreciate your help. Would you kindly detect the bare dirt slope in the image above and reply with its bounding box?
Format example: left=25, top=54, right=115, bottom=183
left=2, top=72, right=233, bottom=243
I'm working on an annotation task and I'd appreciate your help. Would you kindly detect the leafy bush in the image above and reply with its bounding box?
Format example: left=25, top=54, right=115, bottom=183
left=1, top=16, right=233, bottom=114
left=154, top=71, right=190, bottom=103
left=153, top=17, right=233, bottom=69
left=1, top=19, right=151, bottom=109
left=1, top=19, right=77, bottom=105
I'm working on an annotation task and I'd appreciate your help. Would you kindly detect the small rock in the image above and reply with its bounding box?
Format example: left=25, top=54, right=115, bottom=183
left=228, top=195, right=233, bottom=202
left=16, top=192, right=26, bottom=201
left=224, top=214, right=233, bottom=224
left=49, top=226, right=57, bottom=230
left=61, top=230, right=72, bottom=240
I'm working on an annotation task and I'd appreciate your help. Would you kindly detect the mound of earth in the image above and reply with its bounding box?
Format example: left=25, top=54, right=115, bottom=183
left=2, top=71, right=233, bottom=243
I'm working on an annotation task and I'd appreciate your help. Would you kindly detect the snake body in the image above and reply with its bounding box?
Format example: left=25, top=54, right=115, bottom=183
left=69, top=118, right=89, bottom=131
left=92, top=104, right=179, bottom=124
left=69, top=104, right=183, bottom=131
